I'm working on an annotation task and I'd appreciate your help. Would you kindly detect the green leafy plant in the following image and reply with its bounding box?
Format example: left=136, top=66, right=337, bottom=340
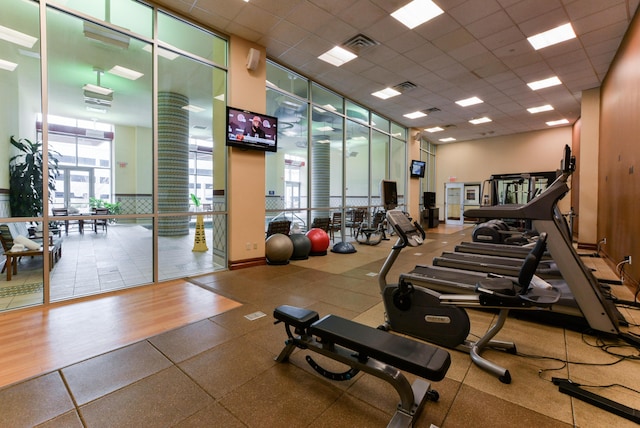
left=9, top=136, right=60, bottom=218
left=89, top=197, right=122, bottom=216
left=190, top=193, right=201, bottom=209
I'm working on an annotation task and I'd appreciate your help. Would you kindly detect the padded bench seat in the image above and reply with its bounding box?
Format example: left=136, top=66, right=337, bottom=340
left=274, top=305, right=450, bottom=382
left=311, top=314, right=450, bottom=381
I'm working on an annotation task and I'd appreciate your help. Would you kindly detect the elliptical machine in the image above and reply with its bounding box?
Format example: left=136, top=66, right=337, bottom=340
left=378, top=210, right=559, bottom=384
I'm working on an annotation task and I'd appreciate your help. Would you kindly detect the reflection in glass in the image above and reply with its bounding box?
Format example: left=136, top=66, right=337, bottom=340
left=267, top=63, right=308, bottom=99
left=371, top=130, right=389, bottom=208
left=390, top=137, right=406, bottom=208
left=266, top=88, right=308, bottom=228
left=345, top=119, right=369, bottom=209
left=158, top=11, right=227, bottom=65
left=311, top=109, right=342, bottom=217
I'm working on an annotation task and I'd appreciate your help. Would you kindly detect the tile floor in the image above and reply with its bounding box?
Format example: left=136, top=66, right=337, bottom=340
left=0, top=222, right=222, bottom=310
left=0, top=224, right=638, bottom=427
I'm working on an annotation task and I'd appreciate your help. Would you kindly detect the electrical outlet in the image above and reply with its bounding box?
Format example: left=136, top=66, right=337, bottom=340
left=246, top=242, right=251, bottom=250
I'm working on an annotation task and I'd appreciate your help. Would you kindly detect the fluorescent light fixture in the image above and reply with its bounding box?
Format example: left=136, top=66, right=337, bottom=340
left=439, top=137, right=456, bottom=142
left=108, top=65, right=143, bottom=80
left=469, top=117, right=492, bottom=124
left=0, top=58, right=18, bottom=71
left=83, top=22, right=129, bottom=49
left=527, top=76, right=562, bottom=90
left=83, top=83, right=113, bottom=96
left=528, top=104, right=554, bottom=114
left=404, top=111, right=427, bottom=119
left=0, top=24, right=38, bottom=48
left=182, top=104, right=205, bottom=113
left=318, top=46, right=357, bottom=67
left=142, top=44, right=179, bottom=60
left=372, top=87, right=401, bottom=100
left=425, top=126, right=444, bottom=133
left=317, top=126, right=334, bottom=132
left=527, top=23, right=576, bottom=50
left=456, top=96, right=483, bottom=107
left=546, top=119, right=569, bottom=126
left=391, top=0, right=444, bottom=29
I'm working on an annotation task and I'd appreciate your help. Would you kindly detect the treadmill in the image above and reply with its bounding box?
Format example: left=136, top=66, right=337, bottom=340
left=401, top=146, right=621, bottom=335
left=432, top=251, right=562, bottom=279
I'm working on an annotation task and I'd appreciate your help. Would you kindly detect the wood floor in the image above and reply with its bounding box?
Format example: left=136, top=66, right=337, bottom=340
left=0, top=280, right=241, bottom=388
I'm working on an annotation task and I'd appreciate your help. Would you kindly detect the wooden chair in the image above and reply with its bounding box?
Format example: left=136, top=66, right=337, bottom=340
left=329, top=212, right=342, bottom=240
left=310, top=217, right=330, bottom=233
left=266, top=220, right=291, bottom=237
left=347, top=208, right=366, bottom=237
left=89, top=208, right=109, bottom=233
left=52, top=208, right=83, bottom=235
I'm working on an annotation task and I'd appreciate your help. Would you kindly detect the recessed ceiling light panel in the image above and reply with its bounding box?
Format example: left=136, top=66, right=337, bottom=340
left=109, top=65, right=143, bottom=80
left=546, top=119, right=569, bottom=126
left=527, top=76, right=562, bottom=90
left=528, top=104, right=554, bottom=114
left=404, top=111, right=427, bottom=119
left=318, top=46, right=357, bottom=67
left=528, top=23, right=576, bottom=50
left=469, top=117, right=492, bottom=124
left=391, top=0, right=444, bottom=30
left=455, top=96, right=483, bottom=107
left=372, top=87, right=401, bottom=100
left=0, top=58, right=18, bottom=71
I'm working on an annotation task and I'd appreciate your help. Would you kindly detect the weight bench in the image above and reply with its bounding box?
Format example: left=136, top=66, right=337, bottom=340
left=274, top=305, right=450, bottom=427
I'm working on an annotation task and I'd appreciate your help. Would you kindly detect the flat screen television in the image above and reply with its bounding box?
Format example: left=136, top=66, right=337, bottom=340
left=410, top=159, right=426, bottom=178
left=226, top=106, right=278, bottom=152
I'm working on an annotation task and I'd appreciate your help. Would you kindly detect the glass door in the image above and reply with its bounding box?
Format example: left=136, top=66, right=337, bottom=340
left=445, top=182, right=464, bottom=225
left=53, top=167, right=93, bottom=212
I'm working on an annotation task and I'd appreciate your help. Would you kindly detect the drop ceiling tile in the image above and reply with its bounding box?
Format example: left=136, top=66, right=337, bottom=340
left=449, top=0, right=502, bottom=26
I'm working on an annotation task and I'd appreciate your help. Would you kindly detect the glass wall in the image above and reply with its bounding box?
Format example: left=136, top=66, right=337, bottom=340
left=265, top=61, right=409, bottom=237
left=419, top=137, right=437, bottom=210
left=0, top=0, right=228, bottom=311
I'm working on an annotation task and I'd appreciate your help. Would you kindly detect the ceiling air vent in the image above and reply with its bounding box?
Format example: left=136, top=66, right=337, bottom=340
left=424, top=107, right=440, bottom=114
left=342, top=34, right=379, bottom=52
left=392, top=81, right=417, bottom=93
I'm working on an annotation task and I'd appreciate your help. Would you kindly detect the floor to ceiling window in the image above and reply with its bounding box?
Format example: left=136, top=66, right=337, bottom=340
left=0, top=0, right=228, bottom=311
left=265, top=61, right=408, bottom=236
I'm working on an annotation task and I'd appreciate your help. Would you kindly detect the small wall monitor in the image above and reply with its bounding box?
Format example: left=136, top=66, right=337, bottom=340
left=226, top=106, right=278, bottom=152
left=410, top=159, right=426, bottom=178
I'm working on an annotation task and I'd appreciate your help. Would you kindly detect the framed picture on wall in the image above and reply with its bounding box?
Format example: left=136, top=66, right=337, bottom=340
left=464, top=184, right=480, bottom=205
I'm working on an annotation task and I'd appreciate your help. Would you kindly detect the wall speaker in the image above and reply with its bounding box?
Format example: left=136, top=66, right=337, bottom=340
left=246, top=48, right=261, bottom=71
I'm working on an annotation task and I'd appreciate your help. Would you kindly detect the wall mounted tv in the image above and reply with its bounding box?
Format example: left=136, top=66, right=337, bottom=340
left=226, top=106, right=278, bottom=152
left=410, top=159, right=426, bottom=178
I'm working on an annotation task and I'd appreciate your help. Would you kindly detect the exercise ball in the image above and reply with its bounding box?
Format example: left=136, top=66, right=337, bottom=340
left=306, top=228, right=330, bottom=256
left=289, top=233, right=311, bottom=260
left=266, top=233, right=294, bottom=265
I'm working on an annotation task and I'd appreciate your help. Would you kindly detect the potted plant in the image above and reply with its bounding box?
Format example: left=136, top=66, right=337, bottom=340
left=9, top=136, right=60, bottom=218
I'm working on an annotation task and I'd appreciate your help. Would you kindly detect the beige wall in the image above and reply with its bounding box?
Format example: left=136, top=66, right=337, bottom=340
left=577, top=89, right=600, bottom=246
left=434, top=127, right=573, bottom=218
left=227, top=36, right=268, bottom=267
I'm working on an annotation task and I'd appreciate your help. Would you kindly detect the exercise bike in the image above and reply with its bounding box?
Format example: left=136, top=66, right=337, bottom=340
left=378, top=210, right=561, bottom=384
